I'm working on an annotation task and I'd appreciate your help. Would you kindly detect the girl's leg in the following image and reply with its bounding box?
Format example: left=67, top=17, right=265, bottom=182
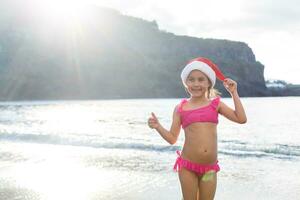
left=197, top=172, right=217, bottom=200
left=178, top=167, right=199, bottom=200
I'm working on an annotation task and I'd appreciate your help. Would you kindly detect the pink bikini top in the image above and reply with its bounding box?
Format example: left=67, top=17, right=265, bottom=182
left=176, top=97, right=221, bottom=128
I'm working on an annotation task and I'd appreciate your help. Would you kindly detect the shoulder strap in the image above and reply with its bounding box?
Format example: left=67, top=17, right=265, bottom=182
left=176, top=99, right=188, bottom=113
left=211, top=96, right=221, bottom=110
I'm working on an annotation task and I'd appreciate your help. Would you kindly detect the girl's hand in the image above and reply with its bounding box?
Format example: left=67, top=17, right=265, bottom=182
left=223, top=78, right=237, bottom=94
left=148, top=112, right=160, bottom=129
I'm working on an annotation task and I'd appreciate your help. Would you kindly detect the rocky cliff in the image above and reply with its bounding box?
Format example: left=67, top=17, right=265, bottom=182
left=0, top=2, right=268, bottom=100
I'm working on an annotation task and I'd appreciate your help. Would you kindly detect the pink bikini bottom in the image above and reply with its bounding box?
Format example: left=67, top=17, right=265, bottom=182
left=173, top=150, right=220, bottom=176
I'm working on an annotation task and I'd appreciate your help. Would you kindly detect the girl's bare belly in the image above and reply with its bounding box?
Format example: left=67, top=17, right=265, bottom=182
left=181, top=122, right=218, bottom=164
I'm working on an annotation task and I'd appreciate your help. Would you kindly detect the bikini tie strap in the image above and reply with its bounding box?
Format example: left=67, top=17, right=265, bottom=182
left=173, top=150, right=182, bottom=172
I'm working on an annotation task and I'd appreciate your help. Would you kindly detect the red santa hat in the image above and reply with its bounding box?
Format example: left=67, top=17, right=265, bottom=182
left=181, top=57, right=226, bottom=87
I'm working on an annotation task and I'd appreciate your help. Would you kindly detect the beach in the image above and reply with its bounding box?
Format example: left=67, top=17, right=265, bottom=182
left=0, top=97, right=300, bottom=199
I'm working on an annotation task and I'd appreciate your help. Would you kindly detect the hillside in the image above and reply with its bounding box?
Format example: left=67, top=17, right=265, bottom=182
left=0, top=2, right=269, bottom=100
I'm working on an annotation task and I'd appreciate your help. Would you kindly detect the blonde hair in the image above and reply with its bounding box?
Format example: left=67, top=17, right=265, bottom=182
left=207, top=86, right=221, bottom=98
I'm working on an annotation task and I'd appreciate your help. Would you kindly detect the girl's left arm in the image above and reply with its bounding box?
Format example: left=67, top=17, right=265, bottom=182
left=218, top=78, right=247, bottom=124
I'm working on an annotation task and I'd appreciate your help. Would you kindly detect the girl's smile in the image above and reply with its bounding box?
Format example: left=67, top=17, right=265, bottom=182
left=186, top=70, right=211, bottom=97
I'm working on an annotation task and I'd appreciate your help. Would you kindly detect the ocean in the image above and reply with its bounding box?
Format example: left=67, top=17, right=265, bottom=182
left=0, top=97, right=299, bottom=200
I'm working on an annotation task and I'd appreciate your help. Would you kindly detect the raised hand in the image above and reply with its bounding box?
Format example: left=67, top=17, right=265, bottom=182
left=223, top=78, right=237, bottom=94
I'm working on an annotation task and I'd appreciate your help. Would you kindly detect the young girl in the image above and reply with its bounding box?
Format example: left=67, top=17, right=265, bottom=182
left=148, top=57, right=247, bottom=200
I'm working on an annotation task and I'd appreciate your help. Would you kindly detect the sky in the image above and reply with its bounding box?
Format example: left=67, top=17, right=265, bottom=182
left=90, top=0, right=300, bottom=84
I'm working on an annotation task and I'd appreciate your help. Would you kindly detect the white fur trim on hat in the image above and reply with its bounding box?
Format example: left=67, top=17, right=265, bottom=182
left=181, top=61, right=216, bottom=87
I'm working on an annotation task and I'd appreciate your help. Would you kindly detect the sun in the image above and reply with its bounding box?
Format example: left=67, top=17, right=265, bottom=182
left=30, top=0, right=94, bottom=27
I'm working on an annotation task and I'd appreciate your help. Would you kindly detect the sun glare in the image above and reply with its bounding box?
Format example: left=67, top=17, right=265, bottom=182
left=32, top=0, right=93, bottom=26
left=12, top=149, right=115, bottom=200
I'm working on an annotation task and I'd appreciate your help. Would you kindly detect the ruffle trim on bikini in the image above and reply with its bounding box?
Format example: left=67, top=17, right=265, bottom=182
left=173, top=150, right=220, bottom=174
left=176, top=96, right=221, bottom=113
left=210, top=96, right=221, bottom=110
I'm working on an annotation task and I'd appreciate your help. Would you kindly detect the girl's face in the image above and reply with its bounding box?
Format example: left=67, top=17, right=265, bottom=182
left=185, top=70, right=211, bottom=97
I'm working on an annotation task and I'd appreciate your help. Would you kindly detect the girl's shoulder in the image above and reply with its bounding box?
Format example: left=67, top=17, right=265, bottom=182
left=210, top=96, right=221, bottom=110
left=211, top=95, right=221, bottom=103
left=175, top=98, right=188, bottom=113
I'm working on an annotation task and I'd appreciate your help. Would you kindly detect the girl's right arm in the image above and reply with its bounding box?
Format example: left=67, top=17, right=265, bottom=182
left=148, top=106, right=181, bottom=145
